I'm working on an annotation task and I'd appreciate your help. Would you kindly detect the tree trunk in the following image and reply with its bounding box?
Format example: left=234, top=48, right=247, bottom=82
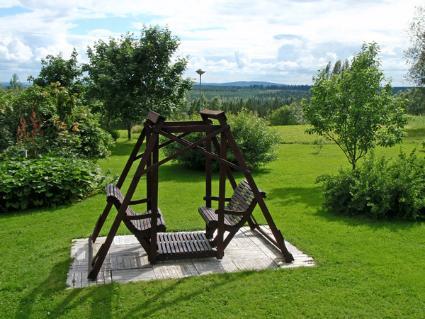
left=127, top=122, right=132, bottom=140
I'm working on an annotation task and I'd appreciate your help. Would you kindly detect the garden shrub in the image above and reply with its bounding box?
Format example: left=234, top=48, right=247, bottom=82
left=70, top=106, right=114, bottom=158
left=269, top=102, right=305, bottom=125
left=108, top=129, right=120, bottom=141
left=132, top=125, right=143, bottom=134
left=318, top=151, right=425, bottom=220
left=0, top=157, right=112, bottom=212
left=0, top=84, right=114, bottom=158
left=163, top=111, right=280, bottom=170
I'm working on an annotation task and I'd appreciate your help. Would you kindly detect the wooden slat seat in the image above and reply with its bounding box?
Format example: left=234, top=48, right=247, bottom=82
left=198, top=180, right=264, bottom=238
left=106, top=184, right=166, bottom=237
left=198, top=206, right=242, bottom=226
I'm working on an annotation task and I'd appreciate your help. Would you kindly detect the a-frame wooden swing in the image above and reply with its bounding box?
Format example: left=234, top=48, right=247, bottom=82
left=87, top=109, right=294, bottom=280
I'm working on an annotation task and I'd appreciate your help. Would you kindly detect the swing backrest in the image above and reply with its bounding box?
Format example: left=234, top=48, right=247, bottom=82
left=227, top=180, right=265, bottom=213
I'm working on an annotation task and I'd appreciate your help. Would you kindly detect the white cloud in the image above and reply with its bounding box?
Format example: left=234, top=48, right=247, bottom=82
left=0, top=0, right=422, bottom=85
left=0, top=36, right=33, bottom=62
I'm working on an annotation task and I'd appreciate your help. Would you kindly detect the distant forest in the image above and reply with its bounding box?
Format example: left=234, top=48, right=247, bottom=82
left=187, top=82, right=412, bottom=117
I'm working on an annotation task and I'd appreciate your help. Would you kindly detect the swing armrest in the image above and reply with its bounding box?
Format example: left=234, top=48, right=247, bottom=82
left=203, top=196, right=232, bottom=202
left=214, top=209, right=245, bottom=216
left=126, top=213, right=160, bottom=220
left=129, top=198, right=148, bottom=205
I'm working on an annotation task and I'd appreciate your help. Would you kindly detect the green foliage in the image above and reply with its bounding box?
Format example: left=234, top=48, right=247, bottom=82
left=406, top=6, right=425, bottom=87
left=8, top=73, right=22, bottom=90
left=0, top=84, right=113, bottom=158
left=0, top=157, right=111, bottom=212
left=70, top=106, right=114, bottom=158
left=131, top=124, right=143, bottom=133
left=402, top=87, right=425, bottom=115
left=85, top=26, right=192, bottom=139
left=31, top=49, right=82, bottom=91
left=304, top=43, right=407, bottom=169
left=318, top=151, right=425, bottom=220
left=108, top=129, right=120, bottom=140
left=269, top=102, right=305, bottom=125
left=187, top=87, right=309, bottom=119
left=163, top=111, right=279, bottom=169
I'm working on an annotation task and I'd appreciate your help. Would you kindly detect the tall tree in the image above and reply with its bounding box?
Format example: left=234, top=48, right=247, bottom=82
left=406, top=6, right=425, bottom=86
left=405, top=6, right=425, bottom=115
left=85, top=26, right=192, bottom=139
left=304, top=43, right=407, bottom=170
left=9, top=73, right=22, bottom=90
left=31, top=49, right=82, bottom=90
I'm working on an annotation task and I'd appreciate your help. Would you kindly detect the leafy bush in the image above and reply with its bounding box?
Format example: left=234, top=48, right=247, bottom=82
left=0, top=157, right=112, bottom=212
left=0, top=84, right=113, bottom=158
left=163, top=111, right=280, bottom=170
left=70, top=106, right=114, bottom=158
left=132, top=125, right=143, bottom=133
left=318, top=151, right=425, bottom=220
left=269, top=102, right=305, bottom=125
left=108, top=129, right=120, bottom=141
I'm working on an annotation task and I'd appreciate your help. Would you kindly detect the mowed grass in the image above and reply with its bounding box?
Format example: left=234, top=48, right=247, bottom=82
left=1, top=117, right=424, bottom=318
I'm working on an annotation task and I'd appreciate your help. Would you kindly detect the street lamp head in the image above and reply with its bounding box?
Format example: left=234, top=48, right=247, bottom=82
left=196, top=69, right=205, bottom=76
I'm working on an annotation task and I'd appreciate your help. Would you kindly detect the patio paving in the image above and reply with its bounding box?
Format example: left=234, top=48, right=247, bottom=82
left=67, top=226, right=314, bottom=288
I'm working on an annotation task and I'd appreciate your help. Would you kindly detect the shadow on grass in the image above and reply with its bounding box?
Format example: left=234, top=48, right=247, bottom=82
left=123, top=271, right=254, bottom=318
left=314, top=206, right=420, bottom=232
left=110, top=140, right=139, bottom=156
left=268, top=186, right=323, bottom=209
left=268, top=185, right=420, bottom=232
left=0, top=201, right=78, bottom=220
left=15, top=257, right=114, bottom=319
left=405, top=127, right=425, bottom=139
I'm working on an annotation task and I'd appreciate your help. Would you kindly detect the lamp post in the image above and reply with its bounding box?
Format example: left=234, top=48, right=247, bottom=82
left=196, top=69, right=205, bottom=98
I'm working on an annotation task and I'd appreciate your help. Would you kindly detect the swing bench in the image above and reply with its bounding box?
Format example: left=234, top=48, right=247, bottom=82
left=199, top=179, right=265, bottom=241
left=87, top=110, right=294, bottom=281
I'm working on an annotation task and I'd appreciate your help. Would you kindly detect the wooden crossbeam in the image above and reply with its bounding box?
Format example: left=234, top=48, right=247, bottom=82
left=87, top=108, right=294, bottom=280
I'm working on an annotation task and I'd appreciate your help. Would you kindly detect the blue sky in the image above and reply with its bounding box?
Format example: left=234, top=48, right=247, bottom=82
left=0, top=0, right=422, bottom=85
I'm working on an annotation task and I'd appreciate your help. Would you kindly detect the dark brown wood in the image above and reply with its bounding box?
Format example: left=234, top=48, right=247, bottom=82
left=90, top=126, right=146, bottom=243
left=211, top=136, right=237, bottom=189
left=149, top=129, right=159, bottom=263
left=156, top=232, right=216, bottom=260
left=200, top=109, right=226, bottom=120
left=224, top=129, right=294, bottom=262
left=88, top=127, right=160, bottom=280
left=216, top=129, right=227, bottom=259
left=158, top=132, right=191, bottom=149
left=129, top=198, right=148, bottom=205
left=146, top=127, right=152, bottom=210
left=161, top=124, right=221, bottom=133
left=158, top=128, right=245, bottom=172
left=205, top=124, right=212, bottom=208
left=147, top=111, right=164, bottom=124
left=203, top=196, right=231, bottom=202
left=87, top=109, right=294, bottom=280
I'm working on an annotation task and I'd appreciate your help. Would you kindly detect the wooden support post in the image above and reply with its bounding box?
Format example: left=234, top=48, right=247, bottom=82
left=146, top=127, right=152, bottom=210
left=224, top=129, right=294, bottom=263
left=88, top=130, right=159, bottom=280
left=90, top=126, right=146, bottom=242
left=211, top=136, right=237, bottom=190
left=216, top=130, right=227, bottom=259
left=149, top=130, right=159, bottom=263
left=205, top=125, right=212, bottom=208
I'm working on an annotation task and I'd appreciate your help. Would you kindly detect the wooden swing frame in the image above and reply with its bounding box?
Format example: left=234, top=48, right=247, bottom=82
left=87, top=110, right=294, bottom=280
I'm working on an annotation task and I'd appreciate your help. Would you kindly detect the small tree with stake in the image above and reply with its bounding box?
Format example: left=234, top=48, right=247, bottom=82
left=304, top=43, right=407, bottom=170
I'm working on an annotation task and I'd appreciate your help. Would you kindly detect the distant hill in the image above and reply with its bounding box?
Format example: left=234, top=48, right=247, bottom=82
left=194, top=81, right=310, bottom=89
left=0, top=82, right=29, bottom=89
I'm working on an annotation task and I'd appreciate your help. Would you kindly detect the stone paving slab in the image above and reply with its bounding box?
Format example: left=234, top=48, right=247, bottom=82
left=67, top=226, right=314, bottom=288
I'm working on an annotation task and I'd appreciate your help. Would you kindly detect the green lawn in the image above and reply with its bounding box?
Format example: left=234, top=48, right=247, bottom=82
left=1, top=117, right=424, bottom=318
